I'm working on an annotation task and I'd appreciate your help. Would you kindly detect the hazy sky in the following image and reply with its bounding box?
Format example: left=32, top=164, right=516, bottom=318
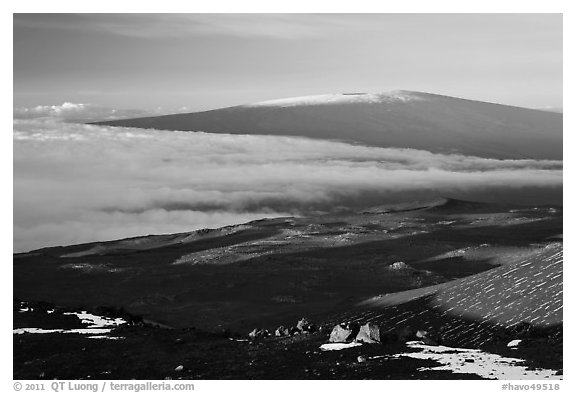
left=14, top=13, right=562, bottom=112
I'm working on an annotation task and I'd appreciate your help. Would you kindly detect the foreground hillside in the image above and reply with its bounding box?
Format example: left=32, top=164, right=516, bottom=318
left=14, top=199, right=562, bottom=379
left=94, top=91, right=562, bottom=160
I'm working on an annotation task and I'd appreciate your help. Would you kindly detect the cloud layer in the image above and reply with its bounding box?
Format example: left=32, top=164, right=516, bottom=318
left=13, top=114, right=562, bottom=252
left=13, top=102, right=167, bottom=123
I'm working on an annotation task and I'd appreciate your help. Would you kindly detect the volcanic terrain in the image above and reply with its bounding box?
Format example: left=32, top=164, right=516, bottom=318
left=14, top=198, right=563, bottom=379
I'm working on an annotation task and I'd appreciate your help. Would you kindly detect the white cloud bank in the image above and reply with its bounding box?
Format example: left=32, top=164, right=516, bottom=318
left=13, top=102, right=169, bottom=123
left=13, top=113, right=562, bottom=252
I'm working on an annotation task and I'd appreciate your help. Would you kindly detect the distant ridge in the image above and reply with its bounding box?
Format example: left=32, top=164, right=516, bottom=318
left=17, top=198, right=510, bottom=257
left=361, top=197, right=503, bottom=215
left=429, top=197, right=489, bottom=210
left=93, top=90, right=562, bottom=160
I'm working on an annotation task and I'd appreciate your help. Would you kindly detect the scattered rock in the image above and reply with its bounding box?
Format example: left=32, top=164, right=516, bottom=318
left=387, top=261, right=411, bottom=271
left=275, top=326, right=289, bottom=337
left=296, top=318, right=312, bottom=332
left=248, top=328, right=269, bottom=339
left=355, top=322, right=383, bottom=344
left=414, top=327, right=440, bottom=345
left=329, top=324, right=355, bottom=343
left=288, top=326, right=300, bottom=335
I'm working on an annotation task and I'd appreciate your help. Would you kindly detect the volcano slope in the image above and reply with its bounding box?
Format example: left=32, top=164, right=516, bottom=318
left=348, top=242, right=562, bottom=346
left=13, top=199, right=563, bottom=379
left=93, top=91, right=562, bottom=160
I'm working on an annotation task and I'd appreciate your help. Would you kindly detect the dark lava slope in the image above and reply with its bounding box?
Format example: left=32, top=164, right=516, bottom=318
left=14, top=198, right=562, bottom=333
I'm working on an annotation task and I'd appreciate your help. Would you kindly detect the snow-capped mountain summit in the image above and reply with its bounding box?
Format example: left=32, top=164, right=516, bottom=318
left=94, top=90, right=562, bottom=160
left=244, top=91, right=424, bottom=108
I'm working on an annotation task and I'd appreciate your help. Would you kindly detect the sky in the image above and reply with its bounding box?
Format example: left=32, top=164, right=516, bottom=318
left=13, top=13, right=562, bottom=112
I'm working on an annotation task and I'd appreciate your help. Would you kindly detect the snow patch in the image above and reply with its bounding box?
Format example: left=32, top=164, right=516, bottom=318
left=13, top=328, right=115, bottom=335
left=14, top=328, right=63, bottom=335
left=507, top=339, right=522, bottom=348
left=320, top=342, right=363, bottom=351
left=244, top=91, right=424, bottom=108
left=14, top=310, right=126, bottom=337
left=63, top=311, right=126, bottom=328
left=386, top=341, right=561, bottom=380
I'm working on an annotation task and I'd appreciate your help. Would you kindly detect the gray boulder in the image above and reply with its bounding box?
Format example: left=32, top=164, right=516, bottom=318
left=288, top=326, right=300, bottom=335
left=248, top=328, right=269, bottom=339
left=275, top=326, right=289, bottom=337
left=355, top=322, right=383, bottom=344
left=296, top=318, right=311, bottom=332
left=415, top=328, right=440, bottom=345
left=329, top=324, right=355, bottom=343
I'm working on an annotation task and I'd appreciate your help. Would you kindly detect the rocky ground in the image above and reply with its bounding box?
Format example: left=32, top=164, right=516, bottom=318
left=11, top=300, right=486, bottom=380
left=13, top=299, right=562, bottom=380
left=13, top=199, right=563, bottom=379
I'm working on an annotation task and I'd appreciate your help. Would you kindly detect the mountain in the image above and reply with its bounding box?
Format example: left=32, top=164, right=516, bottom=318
left=94, top=91, right=562, bottom=160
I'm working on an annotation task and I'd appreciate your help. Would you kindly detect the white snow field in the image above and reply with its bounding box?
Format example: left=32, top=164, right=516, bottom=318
left=388, top=341, right=562, bottom=380
left=244, top=91, right=423, bottom=108
left=13, top=308, right=126, bottom=339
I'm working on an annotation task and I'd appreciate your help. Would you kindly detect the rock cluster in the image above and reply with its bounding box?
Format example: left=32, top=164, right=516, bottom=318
left=248, top=328, right=270, bottom=339
left=296, top=318, right=317, bottom=333
left=249, top=317, right=317, bottom=340
left=327, top=321, right=442, bottom=345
